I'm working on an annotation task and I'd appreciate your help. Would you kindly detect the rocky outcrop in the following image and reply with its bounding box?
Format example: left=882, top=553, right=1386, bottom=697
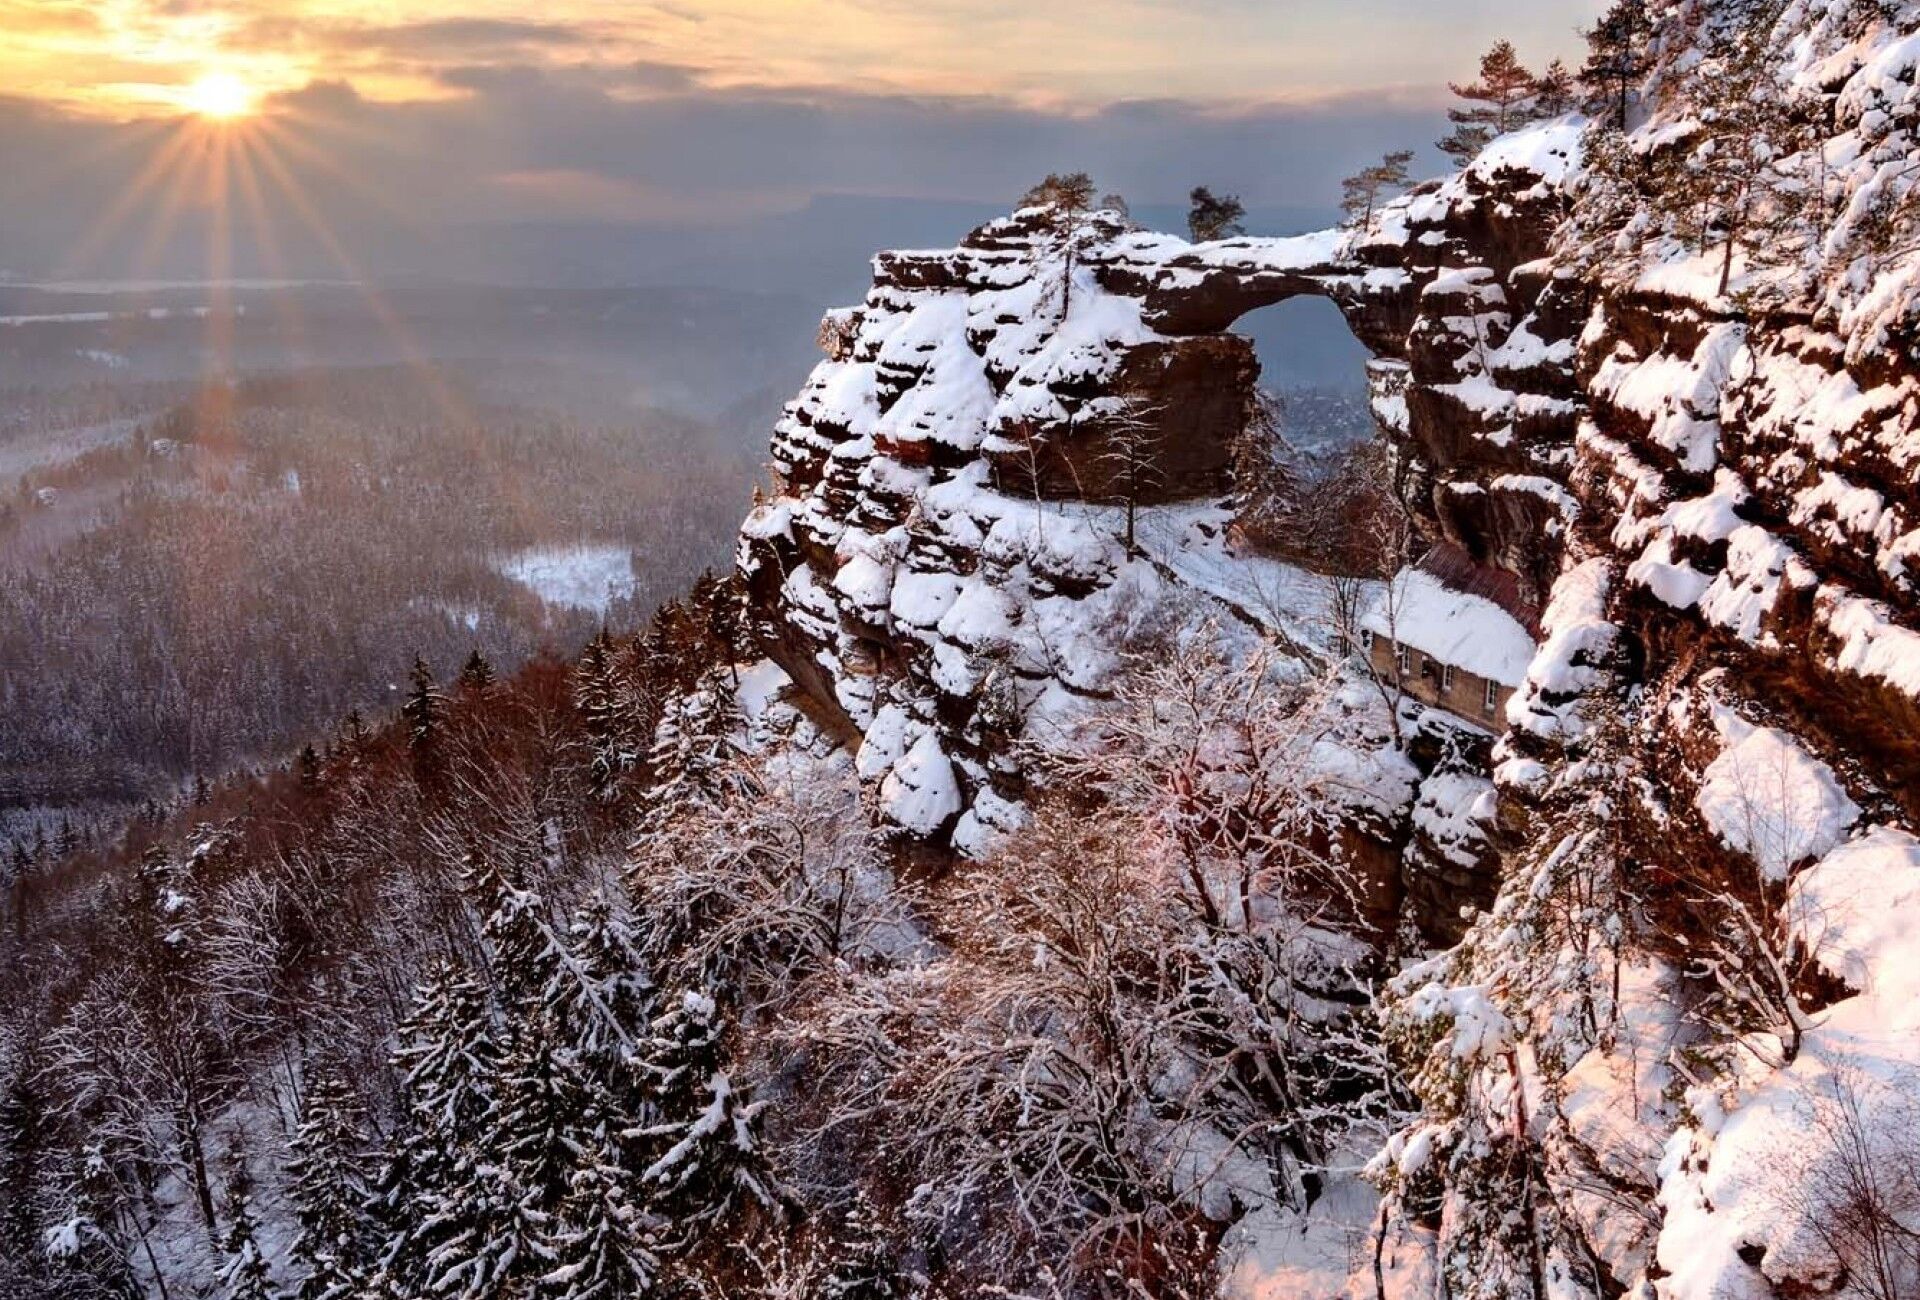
left=739, top=125, right=1584, bottom=864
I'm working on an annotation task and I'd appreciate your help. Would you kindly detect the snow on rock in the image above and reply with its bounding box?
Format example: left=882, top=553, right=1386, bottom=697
left=1656, top=829, right=1920, bottom=1300
left=878, top=730, right=962, bottom=836
left=1695, top=707, right=1859, bottom=881
left=1410, top=771, right=1498, bottom=871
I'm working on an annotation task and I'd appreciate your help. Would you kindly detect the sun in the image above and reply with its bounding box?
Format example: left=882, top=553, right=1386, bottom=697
left=183, top=72, right=257, bottom=121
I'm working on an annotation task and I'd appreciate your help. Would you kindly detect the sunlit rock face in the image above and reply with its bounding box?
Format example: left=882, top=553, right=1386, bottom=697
left=737, top=132, right=1583, bottom=858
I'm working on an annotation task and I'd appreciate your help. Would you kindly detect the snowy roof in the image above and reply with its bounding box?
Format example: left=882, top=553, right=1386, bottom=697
left=1360, top=567, right=1537, bottom=687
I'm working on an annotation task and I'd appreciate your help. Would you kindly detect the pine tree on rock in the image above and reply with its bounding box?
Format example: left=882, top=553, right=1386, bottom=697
left=286, top=1073, right=375, bottom=1300
left=217, top=1159, right=282, bottom=1300
left=1019, top=171, right=1095, bottom=215
left=540, top=1153, right=661, bottom=1300
left=1579, top=1, right=1653, bottom=130
left=1533, top=58, right=1576, bottom=116
left=1438, top=40, right=1539, bottom=164
left=1339, top=151, right=1416, bottom=231
left=1186, top=186, right=1246, bottom=242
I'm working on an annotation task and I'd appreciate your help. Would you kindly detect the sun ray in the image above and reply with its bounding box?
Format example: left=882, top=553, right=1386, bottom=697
left=231, top=134, right=315, bottom=381
left=245, top=132, right=474, bottom=428
left=54, top=123, right=201, bottom=280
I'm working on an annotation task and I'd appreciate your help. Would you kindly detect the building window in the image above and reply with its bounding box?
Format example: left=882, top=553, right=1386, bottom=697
left=1442, top=663, right=1455, bottom=693
left=1395, top=645, right=1410, bottom=676
left=1360, top=628, right=1375, bottom=651
left=1483, top=679, right=1499, bottom=715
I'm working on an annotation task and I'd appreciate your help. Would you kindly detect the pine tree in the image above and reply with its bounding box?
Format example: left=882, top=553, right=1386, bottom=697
left=1019, top=171, right=1095, bottom=214
left=492, top=1016, right=593, bottom=1215
left=286, top=1073, right=374, bottom=1300
left=1533, top=58, right=1577, bottom=116
left=573, top=633, right=634, bottom=796
left=402, top=654, right=444, bottom=751
left=1654, top=16, right=1812, bottom=298
left=1186, top=186, right=1246, bottom=242
left=1579, top=1, right=1653, bottom=130
left=458, top=649, right=497, bottom=695
left=1438, top=40, right=1539, bottom=164
left=634, top=989, right=780, bottom=1241
left=1339, top=150, right=1416, bottom=231
left=297, top=745, right=323, bottom=794
left=217, top=1160, right=282, bottom=1300
left=540, top=1154, right=661, bottom=1300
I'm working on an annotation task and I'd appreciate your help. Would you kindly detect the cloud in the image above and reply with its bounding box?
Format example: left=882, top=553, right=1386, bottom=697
left=327, top=19, right=594, bottom=55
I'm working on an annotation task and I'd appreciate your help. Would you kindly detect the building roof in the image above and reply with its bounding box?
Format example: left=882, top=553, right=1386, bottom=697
left=1360, top=563, right=1538, bottom=688
left=1415, top=542, right=1540, bottom=635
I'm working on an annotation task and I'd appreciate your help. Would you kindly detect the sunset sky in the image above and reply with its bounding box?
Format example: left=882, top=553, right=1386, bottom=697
left=6, top=1, right=1595, bottom=114
left=0, top=0, right=1597, bottom=284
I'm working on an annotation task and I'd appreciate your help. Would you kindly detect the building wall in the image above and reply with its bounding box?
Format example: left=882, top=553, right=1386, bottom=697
left=1363, top=634, right=1514, bottom=727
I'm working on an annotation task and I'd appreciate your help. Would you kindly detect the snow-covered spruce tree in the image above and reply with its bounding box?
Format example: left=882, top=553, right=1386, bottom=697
left=372, top=959, right=500, bottom=1292
left=403, top=653, right=445, bottom=749
left=638, top=668, right=747, bottom=825
left=217, top=1158, right=282, bottom=1300
left=554, top=894, right=653, bottom=1079
left=632, top=988, right=782, bottom=1246
left=286, top=1072, right=375, bottom=1300
left=539, top=1147, right=662, bottom=1300
left=41, top=1143, right=141, bottom=1300
left=418, top=1152, right=553, bottom=1300
left=573, top=632, right=636, bottom=797
left=491, top=1014, right=595, bottom=1218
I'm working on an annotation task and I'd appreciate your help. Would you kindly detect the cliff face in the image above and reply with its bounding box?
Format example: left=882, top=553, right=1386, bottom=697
left=736, top=5, right=1920, bottom=1296
left=738, top=126, right=1581, bottom=863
